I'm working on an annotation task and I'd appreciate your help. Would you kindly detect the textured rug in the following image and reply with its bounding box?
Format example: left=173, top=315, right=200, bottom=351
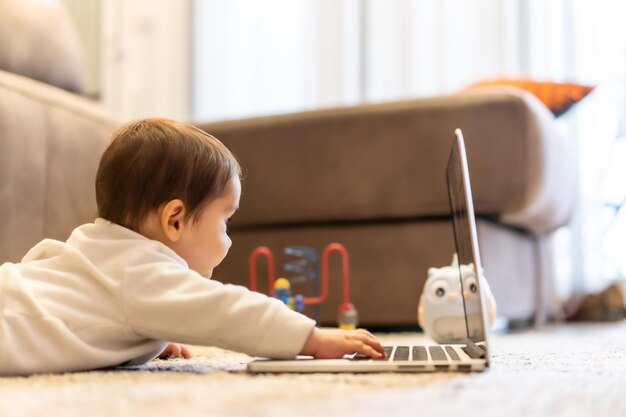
left=1, top=322, right=625, bottom=417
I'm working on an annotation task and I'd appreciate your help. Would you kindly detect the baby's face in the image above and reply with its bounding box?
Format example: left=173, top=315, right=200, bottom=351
left=176, top=176, right=241, bottom=278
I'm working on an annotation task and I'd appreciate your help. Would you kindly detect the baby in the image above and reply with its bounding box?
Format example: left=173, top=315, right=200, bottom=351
left=0, top=118, right=384, bottom=375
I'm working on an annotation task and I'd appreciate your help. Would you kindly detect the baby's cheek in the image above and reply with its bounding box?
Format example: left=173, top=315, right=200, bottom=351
left=212, top=235, right=231, bottom=263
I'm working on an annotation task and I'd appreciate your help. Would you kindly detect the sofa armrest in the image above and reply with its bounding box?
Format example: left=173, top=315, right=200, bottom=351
left=492, top=91, right=577, bottom=234
left=0, top=70, right=120, bottom=262
left=196, top=91, right=575, bottom=236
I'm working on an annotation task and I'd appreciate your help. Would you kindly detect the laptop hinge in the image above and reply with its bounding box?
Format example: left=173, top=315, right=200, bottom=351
left=463, top=339, right=486, bottom=359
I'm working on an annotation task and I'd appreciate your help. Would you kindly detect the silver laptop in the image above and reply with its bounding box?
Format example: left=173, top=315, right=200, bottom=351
left=247, top=129, right=491, bottom=373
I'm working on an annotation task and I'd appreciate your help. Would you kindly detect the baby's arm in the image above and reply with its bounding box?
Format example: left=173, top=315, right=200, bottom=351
left=300, top=328, right=385, bottom=359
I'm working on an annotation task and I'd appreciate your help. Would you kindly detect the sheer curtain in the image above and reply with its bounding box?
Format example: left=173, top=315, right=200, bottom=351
left=515, top=0, right=626, bottom=294
left=192, top=0, right=513, bottom=118
left=193, top=0, right=327, bottom=120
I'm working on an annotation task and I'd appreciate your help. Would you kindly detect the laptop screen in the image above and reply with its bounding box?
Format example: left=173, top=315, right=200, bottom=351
left=446, top=129, right=489, bottom=344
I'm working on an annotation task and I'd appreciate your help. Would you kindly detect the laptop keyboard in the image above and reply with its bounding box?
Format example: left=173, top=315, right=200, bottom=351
left=412, top=346, right=428, bottom=361
left=445, top=346, right=461, bottom=361
left=428, top=346, right=448, bottom=361
left=352, top=345, right=465, bottom=362
left=393, top=346, right=409, bottom=361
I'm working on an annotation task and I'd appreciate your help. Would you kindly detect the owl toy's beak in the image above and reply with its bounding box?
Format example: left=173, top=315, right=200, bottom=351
left=448, top=292, right=458, bottom=301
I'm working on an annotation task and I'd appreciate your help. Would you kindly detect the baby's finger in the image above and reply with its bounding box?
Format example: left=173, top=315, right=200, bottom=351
left=367, top=338, right=386, bottom=357
left=360, top=343, right=384, bottom=358
left=180, top=344, right=193, bottom=359
left=355, top=331, right=385, bottom=356
left=169, top=343, right=182, bottom=357
left=351, top=339, right=384, bottom=359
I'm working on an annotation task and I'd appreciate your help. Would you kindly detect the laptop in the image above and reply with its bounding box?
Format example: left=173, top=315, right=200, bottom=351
left=247, top=128, right=492, bottom=373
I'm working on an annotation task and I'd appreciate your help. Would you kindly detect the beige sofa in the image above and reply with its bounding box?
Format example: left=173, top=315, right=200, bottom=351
left=200, top=93, right=575, bottom=327
left=0, top=0, right=576, bottom=328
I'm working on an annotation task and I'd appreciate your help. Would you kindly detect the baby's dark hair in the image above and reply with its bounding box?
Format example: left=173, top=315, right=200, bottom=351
left=96, top=117, right=241, bottom=231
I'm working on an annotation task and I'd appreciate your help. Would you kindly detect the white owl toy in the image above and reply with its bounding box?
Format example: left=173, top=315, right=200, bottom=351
left=417, top=254, right=497, bottom=344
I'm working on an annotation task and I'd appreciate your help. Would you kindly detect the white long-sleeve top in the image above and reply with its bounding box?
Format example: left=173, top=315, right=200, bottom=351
left=0, top=218, right=316, bottom=375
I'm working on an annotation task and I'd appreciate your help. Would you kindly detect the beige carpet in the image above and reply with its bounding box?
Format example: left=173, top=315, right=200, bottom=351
left=1, top=321, right=625, bottom=417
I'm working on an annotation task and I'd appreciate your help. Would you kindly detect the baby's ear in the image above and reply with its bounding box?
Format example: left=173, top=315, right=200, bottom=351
left=161, top=199, right=187, bottom=242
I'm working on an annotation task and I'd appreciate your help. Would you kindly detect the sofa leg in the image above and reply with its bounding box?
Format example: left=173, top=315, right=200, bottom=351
left=533, top=234, right=566, bottom=326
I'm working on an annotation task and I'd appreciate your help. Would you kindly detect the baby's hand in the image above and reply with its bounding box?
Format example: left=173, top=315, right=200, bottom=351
left=300, top=328, right=385, bottom=359
left=158, top=342, right=193, bottom=359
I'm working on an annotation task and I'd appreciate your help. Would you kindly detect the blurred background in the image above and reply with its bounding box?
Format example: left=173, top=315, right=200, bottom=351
left=58, top=0, right=626, bottom=299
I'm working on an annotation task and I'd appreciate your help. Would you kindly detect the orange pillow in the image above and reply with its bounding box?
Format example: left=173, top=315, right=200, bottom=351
left=464, top=78, right=595, bottom=117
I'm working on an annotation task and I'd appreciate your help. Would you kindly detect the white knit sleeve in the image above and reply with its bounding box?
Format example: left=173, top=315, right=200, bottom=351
left=120, top=256, right=315, bottom=359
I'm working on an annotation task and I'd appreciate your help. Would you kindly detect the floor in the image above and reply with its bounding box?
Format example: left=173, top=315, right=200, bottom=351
left=0, top=321, right=624, bottom=417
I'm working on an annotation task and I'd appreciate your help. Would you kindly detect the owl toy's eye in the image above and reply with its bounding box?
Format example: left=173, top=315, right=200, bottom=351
left=429, top=280, right=449, bottom=300
left=464, top=276, right=478, bottom=294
